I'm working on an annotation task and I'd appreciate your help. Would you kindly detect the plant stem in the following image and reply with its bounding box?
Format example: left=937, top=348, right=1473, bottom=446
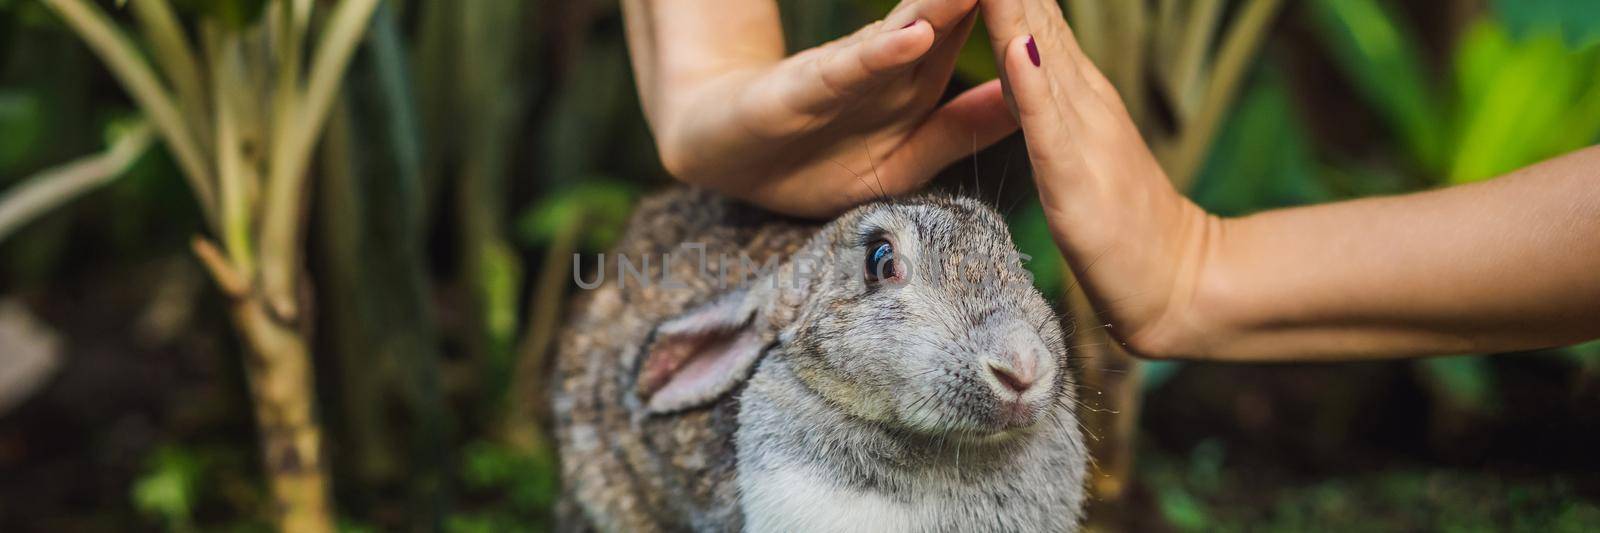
left=41, top=0, right=217, bottom=224
left=1170, top=0, right=1223, bottom=125
left=258, top=0, right=380, bottom=320
left=129, top=0, right=212, bottom=153
left=204, top=24, right=259, bottom=278
left=1163, top=0, right=1284, bottom=190
left=1065, top=0, right=1109, bottom=67
left=0, top=122, right=153, bottom=244
left=193, top=236, right=333, bottom=533
left=1105, top=0, right=1149, bottom=128
left=229, top=291, right=334, bottom=533
left=318, top=97, right=404, bottom=486
left=506, top=208, right=584, bottom=452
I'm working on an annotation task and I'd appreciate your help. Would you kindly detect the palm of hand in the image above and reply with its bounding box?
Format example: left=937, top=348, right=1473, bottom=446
left=656, top=1, right=1015, bottom=218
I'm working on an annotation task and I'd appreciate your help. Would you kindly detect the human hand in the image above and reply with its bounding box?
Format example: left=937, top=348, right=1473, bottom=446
left=637, top=0, right=1017, bottom=218
left=976, top=0, right=1600, bottom=362
left=980, top=0, right=1215, bottom=356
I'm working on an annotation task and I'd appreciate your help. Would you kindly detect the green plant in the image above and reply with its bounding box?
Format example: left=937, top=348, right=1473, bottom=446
left=316, top=4, right=451, bottom=525
left=1311, top=0, right=1600, bottom=184
left=1311, top=0, right=1600, bottom=415
left=131, top=446, right=205, bottom=533
left=446, top=441, right=561, bottom=532
left=502, top=181, right=636, bottom=453
left=39, top=0, right=383, bottom=530
left=0, top=117, right=152, bottom=243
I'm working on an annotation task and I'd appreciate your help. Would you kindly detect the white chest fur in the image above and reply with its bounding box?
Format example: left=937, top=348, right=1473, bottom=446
left=740, top=463, right=935, bottom=533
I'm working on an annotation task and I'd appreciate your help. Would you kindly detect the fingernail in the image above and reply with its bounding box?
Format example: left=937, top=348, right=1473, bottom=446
left=1026, top=36, right=1040, bottom=67
left=902, top=20, right=918, bottom=30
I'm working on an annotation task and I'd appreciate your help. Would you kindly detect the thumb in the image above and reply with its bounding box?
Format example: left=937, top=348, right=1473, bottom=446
left=763, top=20, right=937, bottom=118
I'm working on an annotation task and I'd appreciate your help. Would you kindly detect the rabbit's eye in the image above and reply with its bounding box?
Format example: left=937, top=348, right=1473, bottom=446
left=866, top=239, right=895, bottom=282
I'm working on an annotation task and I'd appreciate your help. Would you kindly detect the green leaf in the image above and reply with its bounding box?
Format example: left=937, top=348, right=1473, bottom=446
left=172, top=0, right=268, bottom=29
left=514, top=181, right=638, bottom=251
left=539, top=40, right=634, bottom=187
left=0, top=90, right=45, bottom=172
left=1190, top=65, right=1330, bottom=216
left=1453, top=20, right=1516, bottom=118
left=1448, top=22, right=1595, bottom=183
left=1545, top=49, right=1600, bottom=151
left=1420, top=356, right=1498, bottom=410
left=1143, top=360, right=1183, bottom=392
left=1007, top=200, right=1064, bottom=300
left=480, top=240, right=522, bottom=359
left=1186, top=439, right=1227, bottom=494
left=130, top=446, right=203, bottom=532
left=1309, top=0, right=1445, bottom=173
left=1571, top=340, right=1600, bottom=376
left=460, top=441, right=559, bottom=512
left=1493, top=0, right=1600, bottom=51
left=1158, top=485, right=1212, bottom=531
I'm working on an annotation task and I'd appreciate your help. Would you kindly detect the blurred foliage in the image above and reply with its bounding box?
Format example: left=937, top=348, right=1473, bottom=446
left=0, top=90, right=43, bottom=169
left=1448, top=21, right=1600, bottom=184
left=438, top=441, right=560, bottom=533
left=1191, top=65, right=1331, bottom=216
left=131, top=446, right=203, bottom=532
left=1312, top=0, right=1600, bottom=184
left=1308, top=0, right=1600, bottom=417
left=459, top=441, right=560, bottom=518
left=1141, top=440, right=1600, bottom=532
left=1423, top=355, right=1499, bottom=411
left=515, top=182, right=638, bottom=253
left=1311, top=0, right=1446, bottom=171
left=478, top=240, right=522, bottom=365
left=1008, top=201, right=1064, bottom=300
left=1494, top=0, right=1600, bottom=49
left=169, top=0, right=266, bottom=29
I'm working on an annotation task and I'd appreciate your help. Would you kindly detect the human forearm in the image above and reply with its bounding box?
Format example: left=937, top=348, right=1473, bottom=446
left=1159, top=145, right=1600, bottom=360
left=620, top=0, right=784, bottom=129
left=980, top=0, right=1600, bottom=361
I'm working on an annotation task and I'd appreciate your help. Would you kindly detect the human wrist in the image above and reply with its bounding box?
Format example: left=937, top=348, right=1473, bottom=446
left=1117, top=198, right=1232, bottom=360
left=650, top=69, right=765, bottom=183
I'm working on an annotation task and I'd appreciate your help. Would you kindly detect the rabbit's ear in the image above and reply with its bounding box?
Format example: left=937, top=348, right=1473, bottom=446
left=637, top=291, right=770, bottom=414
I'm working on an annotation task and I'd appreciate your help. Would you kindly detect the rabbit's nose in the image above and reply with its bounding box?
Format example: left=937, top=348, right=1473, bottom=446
left=987, top=352, right=1038, bottom=394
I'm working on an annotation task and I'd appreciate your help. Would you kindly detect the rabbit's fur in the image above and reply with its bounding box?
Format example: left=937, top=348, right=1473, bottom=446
left=553, top=187, right=1087, bottom=532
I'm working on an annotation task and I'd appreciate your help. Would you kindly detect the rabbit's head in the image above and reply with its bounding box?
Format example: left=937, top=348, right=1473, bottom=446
left=636, top=195, right=1069, bottom=439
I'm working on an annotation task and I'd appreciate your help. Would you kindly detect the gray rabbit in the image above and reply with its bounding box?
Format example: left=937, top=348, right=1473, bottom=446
left=552, top=187, right=1087, bottom=532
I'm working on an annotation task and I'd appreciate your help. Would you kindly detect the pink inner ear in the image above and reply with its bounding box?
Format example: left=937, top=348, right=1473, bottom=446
left=643, top=329, right=767, bottom=414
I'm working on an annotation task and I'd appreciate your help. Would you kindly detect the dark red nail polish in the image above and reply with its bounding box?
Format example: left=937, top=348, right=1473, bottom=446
left=1026, top=36, right=1040, bottom=67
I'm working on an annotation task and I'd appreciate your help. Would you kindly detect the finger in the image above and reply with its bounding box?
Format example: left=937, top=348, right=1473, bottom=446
left=978, top=0, right=1071, bottom=114
left=1016, top=0, right=1096, bottom=95
left=977, top=0, right=1045, bottom=62
left=1015, top=22, right=1132, bottom=141
left=975, top=0, right=1022, bottom=47
left=983, top=0, right=1099, bottom=69
left=777, top=20, right=937, bottom=115
left=855, top=20, right=938, bottom=73
left=883, top=79, right=1020, bottom=182
left=886, top=0, right=979, bottom=34
left=1002, top=34, right=1085, bottom=183
left=913, top=7, right=980, bottom=85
